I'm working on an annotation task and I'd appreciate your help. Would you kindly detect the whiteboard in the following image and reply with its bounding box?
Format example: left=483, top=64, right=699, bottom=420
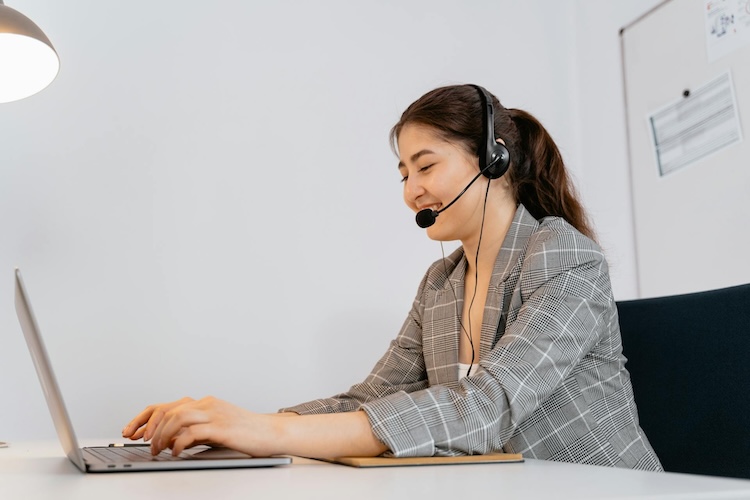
left=621, top=0, right=750, bottom=298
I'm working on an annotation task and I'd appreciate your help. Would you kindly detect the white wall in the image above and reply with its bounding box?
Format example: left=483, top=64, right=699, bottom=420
left=1, top=0, right=658, bottom=442
left=573, top=0, right=663, bottom=298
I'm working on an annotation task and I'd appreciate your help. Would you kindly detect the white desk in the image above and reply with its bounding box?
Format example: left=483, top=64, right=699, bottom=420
left=2, top=440, right=750, bottom=500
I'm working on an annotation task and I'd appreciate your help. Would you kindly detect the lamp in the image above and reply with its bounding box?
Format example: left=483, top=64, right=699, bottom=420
left=0, top=0, right=59, bottom=103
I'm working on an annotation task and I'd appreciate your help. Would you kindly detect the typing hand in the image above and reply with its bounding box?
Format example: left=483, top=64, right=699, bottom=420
left=122, top=396, right=274, bottom=457
left=121, top=396, right=195, bottom=443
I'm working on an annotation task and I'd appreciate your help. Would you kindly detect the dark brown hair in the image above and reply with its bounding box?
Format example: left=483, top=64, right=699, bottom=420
left=390, top=84, right=595, bottom=241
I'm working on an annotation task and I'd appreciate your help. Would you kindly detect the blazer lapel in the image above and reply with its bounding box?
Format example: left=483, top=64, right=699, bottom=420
left=422, top=248, right=466, bottom=390
left=494, top=204, right=539, bottom=283
left=480, top=204, right=539, bottom=358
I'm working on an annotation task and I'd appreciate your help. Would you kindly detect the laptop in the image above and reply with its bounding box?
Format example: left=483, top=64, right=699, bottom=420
left=13, top=268, right=292, bottom=472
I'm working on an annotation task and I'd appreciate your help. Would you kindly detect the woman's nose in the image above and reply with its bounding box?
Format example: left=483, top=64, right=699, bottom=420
left=403, top=176, right=425, bottom=205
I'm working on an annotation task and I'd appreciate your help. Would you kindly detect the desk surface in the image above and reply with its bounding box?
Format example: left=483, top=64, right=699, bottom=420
left=2, top=440, right=750, bottom=500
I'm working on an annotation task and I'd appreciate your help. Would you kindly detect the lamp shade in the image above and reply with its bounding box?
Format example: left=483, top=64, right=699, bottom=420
left=0, top=1, right=59, bottom=103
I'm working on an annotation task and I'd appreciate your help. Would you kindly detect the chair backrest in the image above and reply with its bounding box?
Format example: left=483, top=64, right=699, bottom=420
left=616, top=283, right=750, bottom=479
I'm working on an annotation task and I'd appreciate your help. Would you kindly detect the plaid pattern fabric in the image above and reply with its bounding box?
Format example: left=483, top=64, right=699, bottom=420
left=282, top=205, right=663, bottom=470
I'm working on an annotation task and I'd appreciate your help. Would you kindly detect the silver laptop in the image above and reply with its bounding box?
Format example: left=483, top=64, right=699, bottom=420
left=13, top=268, right=292, bottom=472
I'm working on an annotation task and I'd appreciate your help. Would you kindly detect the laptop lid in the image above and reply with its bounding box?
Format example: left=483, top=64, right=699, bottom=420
left=14, top=268, right=88, bottom=471
left=13, top=268, right=291, bottom=472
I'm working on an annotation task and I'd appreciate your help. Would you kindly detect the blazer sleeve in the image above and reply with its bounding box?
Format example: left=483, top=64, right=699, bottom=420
left=359, top=223, right=614, bottom=457
left=279, top=272, right=432, bottom=415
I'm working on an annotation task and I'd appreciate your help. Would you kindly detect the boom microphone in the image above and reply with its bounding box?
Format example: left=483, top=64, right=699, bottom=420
left=415, top=169, right=485, bottom=228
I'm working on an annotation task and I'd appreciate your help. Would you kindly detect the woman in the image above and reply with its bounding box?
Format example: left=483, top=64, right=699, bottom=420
left=122, top=84, right=662, bottom=470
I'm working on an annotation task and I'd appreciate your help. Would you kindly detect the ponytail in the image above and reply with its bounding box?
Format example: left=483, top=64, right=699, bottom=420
left=507, top=109, right=595, bottom=241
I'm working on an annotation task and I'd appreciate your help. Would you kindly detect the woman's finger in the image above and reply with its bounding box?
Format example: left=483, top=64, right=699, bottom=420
left=170, top=424, right=213, bottom=456
left=122, top=404, right=159, bottom=438
left=150, top=404, right=210, bottom=455
left=143, top=407, right=168, bottom=442
left=128, top=426, right=147, bottom=440
left=122, top=397, right=194, bottom=440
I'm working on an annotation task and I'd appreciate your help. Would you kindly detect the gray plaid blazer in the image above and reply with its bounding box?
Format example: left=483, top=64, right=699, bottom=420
left=283, top=204, right=662, bottom=470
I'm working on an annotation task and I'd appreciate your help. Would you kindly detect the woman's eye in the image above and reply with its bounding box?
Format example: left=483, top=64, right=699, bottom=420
left=399, top=164, right=433, bottom=183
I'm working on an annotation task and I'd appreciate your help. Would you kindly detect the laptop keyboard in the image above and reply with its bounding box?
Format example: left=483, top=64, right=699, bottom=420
left=85, top=446, right=184, bottom=463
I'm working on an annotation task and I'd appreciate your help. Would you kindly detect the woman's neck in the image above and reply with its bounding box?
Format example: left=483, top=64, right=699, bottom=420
left=462, top=202, right=515, bottom=277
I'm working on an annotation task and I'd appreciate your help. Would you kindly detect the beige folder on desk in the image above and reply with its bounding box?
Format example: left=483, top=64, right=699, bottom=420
left=330, top=453, right=524, bottom=468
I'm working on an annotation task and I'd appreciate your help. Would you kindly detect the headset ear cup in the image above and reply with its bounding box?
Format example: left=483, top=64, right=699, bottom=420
left=483, top=142, right=510, bottom=179
left=472, top=84, right=511, bottom=180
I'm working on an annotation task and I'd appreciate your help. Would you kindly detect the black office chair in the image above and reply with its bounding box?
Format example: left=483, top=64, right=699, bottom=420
left=616, top=283, right=750, bottom=479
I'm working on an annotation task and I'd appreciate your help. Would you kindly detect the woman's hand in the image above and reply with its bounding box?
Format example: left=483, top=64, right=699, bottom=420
left=122, top=396, right=278, bottom=457
left=122, top=396, right=194, bottom=443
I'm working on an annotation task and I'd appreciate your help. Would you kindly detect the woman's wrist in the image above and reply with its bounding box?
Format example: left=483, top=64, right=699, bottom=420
left=257, top=411, right=387, bottom=459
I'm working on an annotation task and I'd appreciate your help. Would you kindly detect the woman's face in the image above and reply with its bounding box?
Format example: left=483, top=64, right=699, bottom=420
left=397, top=123, right=491, bottom=242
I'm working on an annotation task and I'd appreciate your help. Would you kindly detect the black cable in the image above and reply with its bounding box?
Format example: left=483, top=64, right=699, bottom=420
left=440, top=177, right=493, bottom=379
left=465, top=179, right=492, bottom=378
